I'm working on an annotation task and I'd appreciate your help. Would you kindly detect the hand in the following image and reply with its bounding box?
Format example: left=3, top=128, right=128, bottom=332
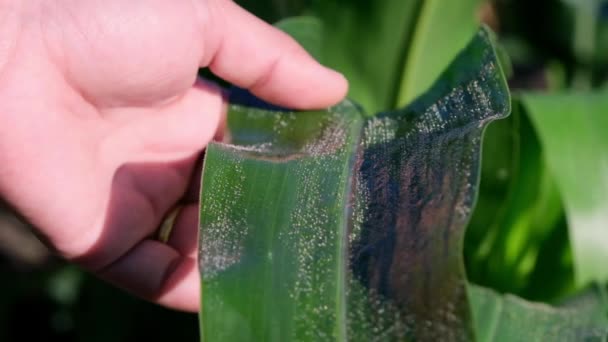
left=0, top=0, right=347, bottom=311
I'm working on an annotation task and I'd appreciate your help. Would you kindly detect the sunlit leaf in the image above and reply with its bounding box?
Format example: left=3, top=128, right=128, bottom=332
left=522, top=92, right=608, bottom=286
left=465, top=105, right=568, bottom=299
left=395, top=0, right=482, bottom=106
left=241, top=0, right=424, bottom=113
left=310, top=0, right=422, bottom=112
left=275, top=16, right=323, bottom=60
left=239, top=1, right=487, bottom=113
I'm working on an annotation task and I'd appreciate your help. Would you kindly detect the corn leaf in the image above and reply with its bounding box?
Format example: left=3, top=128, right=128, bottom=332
left=199, top=27, right=510, bottom=341
left=470, top=284, right=608, bottom=341
left=522, top=92, right=608, bottom=286
left=395, top=0, right=482, bottom=106
left=465, top=105, right=569, bottom=299
left=309, top=0, right=423, bottom=112
left=238, top=1, right=486, bottom=113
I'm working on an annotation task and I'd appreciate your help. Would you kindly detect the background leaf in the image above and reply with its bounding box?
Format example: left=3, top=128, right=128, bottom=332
left=241, top=0, right=484, bottom=112
left=465, top=104, right=571, bottom=299
left=521, top=92, right=608, bottom=286
left=395, top=0, right=483, bottom=106
left=470, top=284, right=608, bottom=341
left=275, top=17, right=323, bottom=60
left=310, top=0, right=423, bottom=112
left=239, top=0, right=489, bottom=112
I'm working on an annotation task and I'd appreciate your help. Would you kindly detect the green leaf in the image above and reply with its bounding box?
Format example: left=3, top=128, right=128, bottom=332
left=348, top=27, right=510, bottom=340
left=311, top=0, right=423, bottom=113
left=470, top=284, right=608, bottom=341
left=465, top=105, right=568, bottom=299
left=395, top=0, right=483, bottom=107
left=309, top=0, right=484, bottom=112
left=199, top=27, right=510, bottom=341
left=521, top=92, right=608, bottom=286
left=242, top=0, right=424, bottom=113
left=199, top=101, right=364, bottom=341
left=275, top=17, right=323, bottom=60
left=240, top=1, right=485, bottom=112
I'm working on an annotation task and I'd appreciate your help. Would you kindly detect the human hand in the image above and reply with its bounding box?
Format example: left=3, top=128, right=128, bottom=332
left=0, top=0, right=347, bottom=311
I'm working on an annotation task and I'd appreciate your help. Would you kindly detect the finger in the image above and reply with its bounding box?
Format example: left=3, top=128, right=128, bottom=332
left=99, top=239, right=200, bottom=312
left=201, top=0, right=348, bottom=109
left=112, top=80, right=225, bottom=162
left=72, top=157, right=197, bottom=270
left=94, top=189, right=201, bottom=312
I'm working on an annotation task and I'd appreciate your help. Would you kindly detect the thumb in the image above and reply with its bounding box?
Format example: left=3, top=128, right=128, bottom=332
left=199, top=0, right=348, bottom=109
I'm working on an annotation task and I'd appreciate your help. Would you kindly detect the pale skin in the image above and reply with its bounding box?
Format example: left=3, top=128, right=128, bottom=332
left=0, top=0, right=347, bottom=312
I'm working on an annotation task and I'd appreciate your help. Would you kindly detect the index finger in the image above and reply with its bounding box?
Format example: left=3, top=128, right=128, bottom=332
left=198, top=0, right=348, bottom=109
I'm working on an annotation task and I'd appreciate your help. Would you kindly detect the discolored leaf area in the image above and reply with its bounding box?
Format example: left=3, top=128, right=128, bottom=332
left=348, top=28, right=510, bottom=341
left=199, top=27, right=510, bottom=341
left=199, top=100, right=364, bottom=341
